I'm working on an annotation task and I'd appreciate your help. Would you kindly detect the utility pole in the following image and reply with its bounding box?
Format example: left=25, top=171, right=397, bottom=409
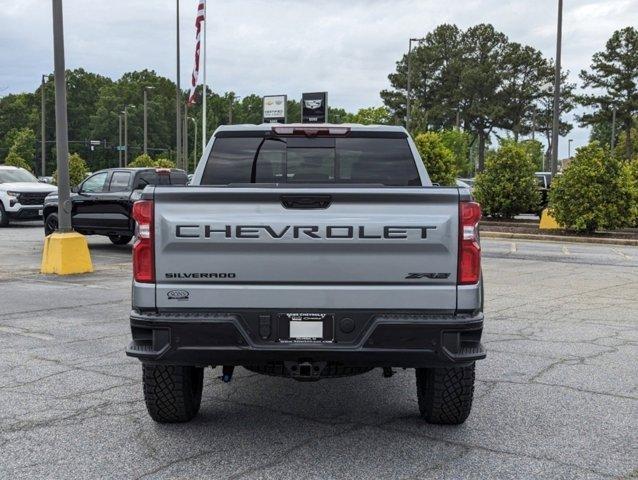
left=118, top=114, right=123, bottom=167
left=189, top=117, right=197, bottom=171
left=41, top=74, right=47, bottom=177
left=51, top=0, right=72, bottom=232
left=143, top=86, right=154, bottom=155
left=122, top=106, right=130, bottom=166
left=228, top=93, right=235, bottom=125
left=406, top=37, right=425, bottom=132
left=175, top=0, right=181, bottom=168
left=611, top=106, right=617, bottom=150
left=550, top=0, right=563, bottom=177
left=182, top=103, right=188, bottom=172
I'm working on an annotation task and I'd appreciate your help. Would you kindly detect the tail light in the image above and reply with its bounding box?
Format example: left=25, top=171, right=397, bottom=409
left=458, top=201, right=481, bottom=285
left=132, top=200, right=154, bottom=283
left=272, top=126, right=351, bottom=136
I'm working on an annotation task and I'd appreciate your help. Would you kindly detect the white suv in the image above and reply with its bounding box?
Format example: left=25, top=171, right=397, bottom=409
left=0, top=166, right=57, bottom=227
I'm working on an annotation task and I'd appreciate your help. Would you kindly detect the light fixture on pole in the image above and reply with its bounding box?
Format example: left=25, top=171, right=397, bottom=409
left=143, top=86, right=154, bottom=155
left=407, top=37, right=426, bottom=132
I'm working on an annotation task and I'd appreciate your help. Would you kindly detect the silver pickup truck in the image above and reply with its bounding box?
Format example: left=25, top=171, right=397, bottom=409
left=127, top=124, right=485, bottom=425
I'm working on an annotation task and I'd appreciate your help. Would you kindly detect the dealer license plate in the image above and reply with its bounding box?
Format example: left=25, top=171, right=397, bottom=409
left=278, top=313, right=334, bottom=343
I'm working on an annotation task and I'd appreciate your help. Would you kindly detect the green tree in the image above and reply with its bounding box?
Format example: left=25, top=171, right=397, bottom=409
left=52, top=153, right=88, bottom=187
left=499, top=42, right=548, bottom=141
left=533, top=69, right=576, bottom=168
left=625, top=158, right=638, bottom=226
left=414, top=132, right=458, bottom=185
left=498, top=138, right=544, bottom=171
left=128, top=153, right=155, bottom=167
left=7, top=127, right=36, bottom=165
left=440, top=129, right=473, bottom=176
left=382, top=24, right=465, bottom=131
left=474, top=142, right=539, bottom=218
left=3, top=151, right=32, bottom=172
left=578, top=27, right=638, bottom=160
left=613, top=120, right=638, bottom=159
left=351, top=106, right=391, bottom=125
left=129, top=153, right=175, bottom=169
left=549, top=142, right=634, bottom=232
left=155, top=158, right=176, bottom=168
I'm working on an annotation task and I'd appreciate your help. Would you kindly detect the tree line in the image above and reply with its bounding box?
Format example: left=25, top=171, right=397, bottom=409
left=0, top=24, right=635, bottom=175
left=382, top=24, right=637, bottom=169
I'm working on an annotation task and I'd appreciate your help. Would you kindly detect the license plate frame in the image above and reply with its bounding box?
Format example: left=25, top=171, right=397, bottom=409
left=278, top=313, right=334, bottom=343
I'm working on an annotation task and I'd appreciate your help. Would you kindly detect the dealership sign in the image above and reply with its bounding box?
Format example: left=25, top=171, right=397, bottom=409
left=262, top=95, right=287, bottom=123
left=302, top=92, right=328, bottom=123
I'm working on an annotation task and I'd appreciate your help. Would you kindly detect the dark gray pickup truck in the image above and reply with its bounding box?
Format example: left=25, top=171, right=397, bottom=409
left=126, top=124, right=485, bottom=425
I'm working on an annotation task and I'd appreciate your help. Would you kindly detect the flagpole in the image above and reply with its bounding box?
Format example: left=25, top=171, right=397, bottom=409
left=201, top=0, right=207, bottom=153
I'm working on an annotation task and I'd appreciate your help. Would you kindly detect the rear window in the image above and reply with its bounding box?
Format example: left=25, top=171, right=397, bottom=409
left=201, top=136, right=421, bottom=186
left=109, top=171, right=132, bottom=192
left=135, top=170, right=188, bottom=189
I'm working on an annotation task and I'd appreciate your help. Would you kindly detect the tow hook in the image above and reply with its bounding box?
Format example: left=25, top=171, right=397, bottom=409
left=382, top=367, right=395, bottom=378
left=221, top=365, right=234, bottom=383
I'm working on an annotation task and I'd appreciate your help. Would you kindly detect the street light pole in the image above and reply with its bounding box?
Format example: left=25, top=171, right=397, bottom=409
left=175, top=0, right=182, bottom=168
left=182, top=103, right=188, bottom=172
left=51, top=0, right=72, bottom=232
left=611, top=105, right=617, bottom=150
left=122, top=107, right=129, bottom=166
left=189, top=117, right=197, bottom=171
left=406, top=37, right=425, bottom=132
left=118, top=114, right=123, bottom=167
left=41, top=74, right=47, bottom=177
left=143, top=86, right=154, bottom=155
left=550, top=0, right=563, bottom=177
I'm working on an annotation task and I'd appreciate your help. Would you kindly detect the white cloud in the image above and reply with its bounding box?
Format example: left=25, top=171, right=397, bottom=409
left=0, top=0, right=636, bottom=157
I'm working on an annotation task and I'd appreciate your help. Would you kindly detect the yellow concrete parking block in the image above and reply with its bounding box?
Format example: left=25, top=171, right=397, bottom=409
left=539, top=209, right=562, bottom=230
left=40, top=232, right=93, bottom=275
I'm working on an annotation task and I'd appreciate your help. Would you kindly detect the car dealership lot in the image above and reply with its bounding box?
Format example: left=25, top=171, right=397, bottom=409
left=0, top=223, right=636, bottom=479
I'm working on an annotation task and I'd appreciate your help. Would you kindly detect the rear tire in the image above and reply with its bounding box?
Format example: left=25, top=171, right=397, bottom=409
left=415, top=363, right=475, bottom=425
left=44, top=212, right=58, bottom=235
left=108, top=234, right=132, bottom=245
left=0, top=204, right=8, bottom=227
left=142, top=364, right=204, bottom=423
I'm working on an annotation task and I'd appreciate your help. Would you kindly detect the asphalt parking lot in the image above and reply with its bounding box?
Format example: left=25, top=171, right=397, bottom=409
left=0, top=223, right=636, bottom=479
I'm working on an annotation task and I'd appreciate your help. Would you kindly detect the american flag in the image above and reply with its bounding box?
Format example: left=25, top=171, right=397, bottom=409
left=188, top=0, right=206, bottom=105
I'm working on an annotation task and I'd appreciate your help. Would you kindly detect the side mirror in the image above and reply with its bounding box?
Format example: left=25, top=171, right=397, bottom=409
left=71, top=186, right=79, bottom=193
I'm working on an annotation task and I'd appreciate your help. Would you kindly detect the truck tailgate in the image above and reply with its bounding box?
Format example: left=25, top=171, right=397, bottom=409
left=151, top=187, right=460, bottom=311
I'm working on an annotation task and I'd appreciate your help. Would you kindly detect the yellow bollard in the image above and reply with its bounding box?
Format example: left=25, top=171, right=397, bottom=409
left=41, top=231, right=93, bottom=275
left=539, top=209, right=562, bottom=230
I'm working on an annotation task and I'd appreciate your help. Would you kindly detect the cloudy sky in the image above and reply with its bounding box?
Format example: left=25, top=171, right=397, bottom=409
left=1, top=0, right=636, bottom=157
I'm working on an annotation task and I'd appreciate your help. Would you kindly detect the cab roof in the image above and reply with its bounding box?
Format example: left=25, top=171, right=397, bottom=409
left=214, top=123, right=407, bottom=134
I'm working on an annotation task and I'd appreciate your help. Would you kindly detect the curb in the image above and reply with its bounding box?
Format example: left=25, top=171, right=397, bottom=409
left=481, top=231, right=638, bottom=247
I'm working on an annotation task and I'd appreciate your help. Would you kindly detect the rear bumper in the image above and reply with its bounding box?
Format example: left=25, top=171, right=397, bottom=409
left=126, top=310, right=485, bottom=368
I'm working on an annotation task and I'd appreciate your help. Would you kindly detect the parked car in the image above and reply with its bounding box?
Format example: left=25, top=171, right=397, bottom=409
left=458, top=177, right=475, bottom=190
left=37, top=176, right=54, bottom=184
left=0, top=166, right=57, bottom=227
left=127, top=124, right=486, bottom=425
left=456, top=179, right=472, bottom=190
left=43, top=167, right=188, bottom=244
left=535, top=172, right=553, bottom=212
